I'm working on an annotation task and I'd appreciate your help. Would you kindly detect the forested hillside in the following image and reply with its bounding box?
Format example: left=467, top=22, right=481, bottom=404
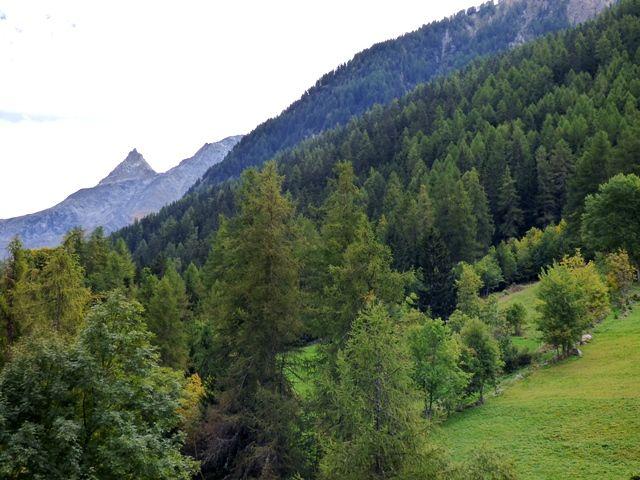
left=199, top=0, right=602, bottom=187
left=3, top=1, right=640, bottom=479
left=118, top=0, right=638, bottom=284
left=116, top=0, right=614, bottom=260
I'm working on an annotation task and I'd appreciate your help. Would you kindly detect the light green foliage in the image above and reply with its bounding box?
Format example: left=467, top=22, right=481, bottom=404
left=0, top=239, right=29, bottom=352
left=454, top=448, right=518, bottom=480
left=473, top=250, right=504, bottom=294
left=319, top=300, right=424, bottom=480
left=460, top=318, right=503, bottom=404
left=455, top=263, right=483, bottom=317
left=536, top=253, right=609, bottom=357
left=0, top=293, right=198, bottom=479
left=505, top=302, right=527, bottom=336
left=37, top=248, right=91, bottom=334
left=436, top=307, right=640, bottom=480
left=599, top=249, right=637, bottom=310
left=582, top=173, right=640, bottom=267
left=409, top=316, right=470, bottom=417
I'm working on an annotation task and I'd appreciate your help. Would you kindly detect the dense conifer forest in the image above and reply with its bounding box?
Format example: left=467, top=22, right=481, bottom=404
left=2, top=1, right=640, bottom=479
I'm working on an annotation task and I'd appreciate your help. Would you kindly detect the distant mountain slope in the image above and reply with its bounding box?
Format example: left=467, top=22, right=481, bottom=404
left=0, top=135, right=241, bottom=253
left=115, top=0, right=638, bottom=273
left=196, top=0, right=616, bottom=188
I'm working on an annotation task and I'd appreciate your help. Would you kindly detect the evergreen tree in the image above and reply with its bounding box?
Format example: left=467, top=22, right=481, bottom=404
left=536, top=145, right=557, bottom=226
left=319, top=300, right=424, bottom=479
left=431, top=160, right=478, bottom=262
left=146, top=262, right=189, bottom=370
left=197, top=162, right=304, bottom=479
left=0, top=239, right=29, bottom=350
left=462, top=169, right=494, bottom=256
left=497, top=166, right=524, bottom=240
left=37, top=248, right=91, bottom=335
left=416, top=228, right=455, bottom=318
left=566, top=131, right=612, bottom=231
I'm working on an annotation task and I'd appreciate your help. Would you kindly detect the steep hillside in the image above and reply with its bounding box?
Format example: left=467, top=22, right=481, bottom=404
left=197, top=0, right=615, bottom=187
left=435, top=305, right=640, bottom=479
left=0, top=135, right=241, bottom=253
left=116, top=0, right=639, bottom=279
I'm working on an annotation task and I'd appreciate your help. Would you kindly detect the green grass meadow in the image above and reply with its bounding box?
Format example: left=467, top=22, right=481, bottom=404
left=435, top=295, right=640, bottom=479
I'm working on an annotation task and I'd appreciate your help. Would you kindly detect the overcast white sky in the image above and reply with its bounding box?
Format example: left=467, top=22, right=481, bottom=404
left=0, top=0, right=476, bottom=219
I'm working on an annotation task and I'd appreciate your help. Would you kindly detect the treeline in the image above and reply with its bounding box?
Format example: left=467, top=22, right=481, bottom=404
left=118, top=0, right=640, bottom=296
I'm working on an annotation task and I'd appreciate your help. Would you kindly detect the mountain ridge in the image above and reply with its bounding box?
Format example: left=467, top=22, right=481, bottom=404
left=0, top=135, right=242, bottom=254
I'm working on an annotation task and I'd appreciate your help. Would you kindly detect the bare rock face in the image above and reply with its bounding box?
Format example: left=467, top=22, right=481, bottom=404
left=98, top=149, right=157, bottom=186
left=567, top=0, right=617, bottom=25
left=0, top=135, right=242, bottom=254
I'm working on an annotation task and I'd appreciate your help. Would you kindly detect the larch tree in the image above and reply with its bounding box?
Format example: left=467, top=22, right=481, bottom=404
left=197, top=161, right=305, bottom=479
left=319, top=300, right=425, bottom=480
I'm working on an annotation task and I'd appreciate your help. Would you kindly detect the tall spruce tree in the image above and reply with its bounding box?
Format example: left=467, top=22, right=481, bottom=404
left=462, top=168, right=494, bottom=256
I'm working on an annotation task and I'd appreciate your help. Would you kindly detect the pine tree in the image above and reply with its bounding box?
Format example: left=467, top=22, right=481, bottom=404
left=497, top=166, right=524, bottom=240
left=566, top=131, right=612, bottom=230
left=0, top=239, right=29, bottom=355
left=536, top=146, right=557, bottom=226
left=431, top=159, right=478, bottom=262
left=416, top=228, right=455, bottom=318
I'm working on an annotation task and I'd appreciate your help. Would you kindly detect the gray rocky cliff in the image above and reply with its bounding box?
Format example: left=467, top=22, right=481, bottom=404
left=0, top=135, right=242, bottom=254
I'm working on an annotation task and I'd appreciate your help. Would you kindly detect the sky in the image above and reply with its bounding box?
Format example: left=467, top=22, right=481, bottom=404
left=0, top=0, right=476, bottom=219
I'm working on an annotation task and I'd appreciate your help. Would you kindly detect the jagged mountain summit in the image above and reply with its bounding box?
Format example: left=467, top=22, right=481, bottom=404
left=0, top=135, right=242, bottom=253
left=98, top=149, right=157, bottom=186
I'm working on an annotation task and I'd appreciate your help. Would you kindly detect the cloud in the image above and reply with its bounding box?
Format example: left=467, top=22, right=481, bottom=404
left=0, top=110, right=61, bottom=123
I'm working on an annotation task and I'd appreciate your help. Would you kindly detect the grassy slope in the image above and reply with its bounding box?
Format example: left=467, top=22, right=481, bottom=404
left=497, top=283, right=543, bottom=351
left=435, top=286, right=640, bottom=479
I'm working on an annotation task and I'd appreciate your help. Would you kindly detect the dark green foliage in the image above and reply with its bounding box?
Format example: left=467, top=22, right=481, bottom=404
left=195, top=162, right=305, bottom=479
left=497, top=166, right=524, bottom=240
left=145, top=262, right=189, bottom=370
left=197, top=0, right=585, bottom=189
left=116, top=1, right=640, bottom=277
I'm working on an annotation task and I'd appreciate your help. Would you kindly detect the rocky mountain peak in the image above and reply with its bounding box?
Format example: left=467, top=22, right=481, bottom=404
left=99, top=149, right=157, bottom=186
